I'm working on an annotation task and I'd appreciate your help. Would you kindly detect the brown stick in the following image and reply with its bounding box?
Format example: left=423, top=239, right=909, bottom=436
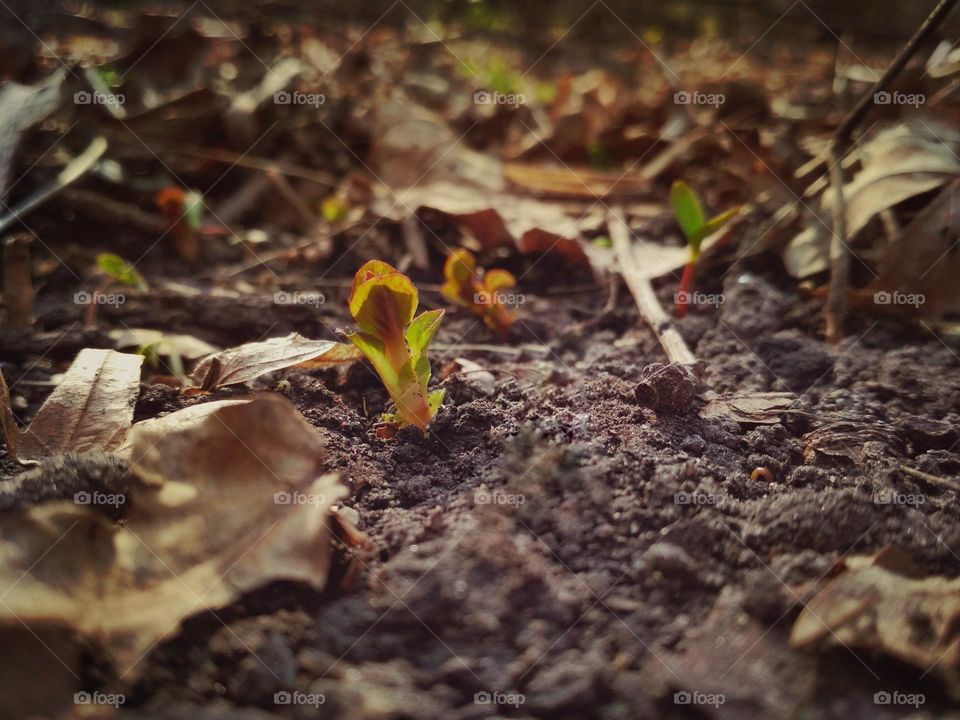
left=3, top=233, right=34, bottom=330
left=826, top=0, right=960, bottom=343
left=608, top=207, right=699, bottom=370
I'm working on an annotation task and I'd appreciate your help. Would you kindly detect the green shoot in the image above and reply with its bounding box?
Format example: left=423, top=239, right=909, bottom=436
left=346, top=260, right=444, bottom=433
left=670, top=180, right=739, bottom=317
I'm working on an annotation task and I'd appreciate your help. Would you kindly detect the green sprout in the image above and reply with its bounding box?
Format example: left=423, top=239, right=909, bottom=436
left=97, top=253, right=148, bottom=291
left=345, top=260, right=444, bottom=434
left=670, top=180, right=739, bottom=317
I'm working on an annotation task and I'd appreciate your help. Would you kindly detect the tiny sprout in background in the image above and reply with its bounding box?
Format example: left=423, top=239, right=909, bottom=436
left=154, top=187, right=205, bottom=264
left=345, top=260, right=444, bottom=436
left=97, top=253, right=147, bottom=291
left=441, top=249, right=517, bottom=338
left=321, top=195, right=348, bottom=224
left=670, top=180, right=739, bottom=318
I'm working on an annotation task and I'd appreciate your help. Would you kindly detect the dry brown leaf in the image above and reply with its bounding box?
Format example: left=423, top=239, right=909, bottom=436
left=0, top=394, right=345, bottom=687
left=188, top=332, right=362, bottom=390
left=855, top=177, right=960, bottom=318
left=701, top=391, right=797, bottom=424
left=791, top=561, right=960, bottom=697
left=1, top=348, right=143, bottom=464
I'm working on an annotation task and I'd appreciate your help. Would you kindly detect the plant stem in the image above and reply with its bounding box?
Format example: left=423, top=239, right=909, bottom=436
left=676, top=260, right=696, bottom=318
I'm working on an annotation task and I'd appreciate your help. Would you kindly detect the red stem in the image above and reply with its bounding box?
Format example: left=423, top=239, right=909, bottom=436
left=676, top=261, right=696, bottom=318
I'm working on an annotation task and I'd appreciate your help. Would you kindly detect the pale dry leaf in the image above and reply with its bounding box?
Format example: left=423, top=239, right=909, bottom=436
left=0, top=394, right=346, bottom=683
left=188, top=332, right=362, bottom=389
left=0, top=70, right=64, bottom=200
left=1, top=348, right=143, bottom=464
left=823, top=121, right=960, bottom=239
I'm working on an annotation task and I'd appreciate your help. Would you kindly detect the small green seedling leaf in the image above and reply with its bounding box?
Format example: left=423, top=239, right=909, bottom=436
left=441, top=249, right=517, bottom=337
left=670, top=180, right=706, bottom=247
left=670, top=181, right=740, bottom=318
left=346, top=260, right=444, bottom=433
left=97, top=253, right=147, bottom=291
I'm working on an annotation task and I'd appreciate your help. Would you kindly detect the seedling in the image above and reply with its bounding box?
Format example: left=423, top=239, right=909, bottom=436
left=98, top=253, right=148, bottom=291
left=85, top=253, right=147, bottom=327
left=670, top=180, right=738, bottom=317
left=441, top=249, right=517, bottom=337
left=346, top=260, right=444, bottom=433
left=154, top=187, right=204, bottom=264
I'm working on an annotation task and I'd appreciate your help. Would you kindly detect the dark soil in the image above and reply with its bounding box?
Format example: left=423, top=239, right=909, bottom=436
left=4, top=249, right=960, bottom=720
left=2, top=4, right=960, bottom=719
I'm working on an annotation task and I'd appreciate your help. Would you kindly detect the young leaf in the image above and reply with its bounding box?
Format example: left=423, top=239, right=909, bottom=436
left=346, top=261, right=444, bottom=432
left=440, top=248, right=517, bottom=337
left=670, top=180, right=705, bottom=243
left=97, top=252, right=147, bottom=290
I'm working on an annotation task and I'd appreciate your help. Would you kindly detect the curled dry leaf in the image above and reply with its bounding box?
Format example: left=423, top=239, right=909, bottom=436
left=785, top=120, right=960, bottom=280
left=802, top=420, right=904, bottom=464
left=791, top=557, right=960, bottom=697
left=0, top=394, right=346, bottom=698
left=1, top=348, right=143, bottom=464
left=188, top=332, right=362, bottom=390
left=701, top=391, right=797, bottom=424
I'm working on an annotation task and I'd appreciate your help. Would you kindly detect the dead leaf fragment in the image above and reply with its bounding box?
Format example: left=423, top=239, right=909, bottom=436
left=0, top=394, right=346, bottom=683
left=188, top=332, right=362, bottom=389
left=701, top=391, right=796, bottom=424
left=1, top=348, right=143, bottom=464
left=802, top=420, right=904, bottom=464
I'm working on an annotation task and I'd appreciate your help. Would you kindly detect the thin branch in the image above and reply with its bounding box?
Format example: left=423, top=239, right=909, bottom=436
left=608, top=206, right=699, bottom=369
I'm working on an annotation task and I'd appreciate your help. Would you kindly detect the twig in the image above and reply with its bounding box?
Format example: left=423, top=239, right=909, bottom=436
left=3, top=233, right=33, bottom=330
left=607, top=206, right=699, bottom=369
left=825, top=0, right=960, bottom=343
left=898, top=462, right=960, bottom=492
